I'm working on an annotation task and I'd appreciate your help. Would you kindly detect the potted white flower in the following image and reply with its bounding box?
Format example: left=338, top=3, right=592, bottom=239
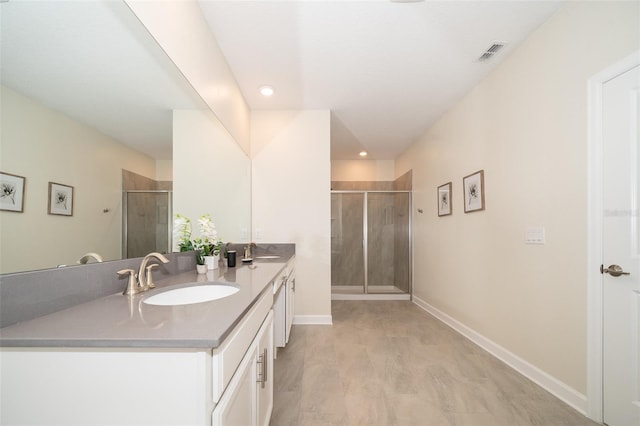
left=174, top=213, right=223, bottom=273
left=196, top=214, right=222, bottom=270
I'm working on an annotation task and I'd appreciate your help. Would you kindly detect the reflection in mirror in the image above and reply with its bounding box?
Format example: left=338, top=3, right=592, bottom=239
left=123, top=190, right=172, bottom=259
left=0, top=1, right=251, bottom=274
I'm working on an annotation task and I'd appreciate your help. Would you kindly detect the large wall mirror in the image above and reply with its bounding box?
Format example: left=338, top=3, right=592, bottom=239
left=0, top=1, right=251, bottom=274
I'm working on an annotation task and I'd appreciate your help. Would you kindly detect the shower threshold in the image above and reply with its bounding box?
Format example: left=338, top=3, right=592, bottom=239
left=331, top=285, right=411, bottom=301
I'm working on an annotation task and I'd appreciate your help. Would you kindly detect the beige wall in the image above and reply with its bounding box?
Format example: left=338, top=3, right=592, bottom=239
left=172, top=109, right=251, bottom=245
left=155, top=160, right=173, bottom=182
left=396, top=1, right=639, bottom=399
left=251, top=110, right=332, bottom=321
left=0, top=86, right=156, bottom=273
left=331, top=160, right=395, bottom=181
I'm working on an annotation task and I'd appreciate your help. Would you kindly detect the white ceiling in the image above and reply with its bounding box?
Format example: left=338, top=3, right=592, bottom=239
left=1, top=0, right=564, bottom=162
left=199, top=0, right=565, bottom=160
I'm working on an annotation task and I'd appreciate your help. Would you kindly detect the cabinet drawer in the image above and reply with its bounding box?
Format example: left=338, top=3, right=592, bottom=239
left=211, top=289, right=273, bottom=403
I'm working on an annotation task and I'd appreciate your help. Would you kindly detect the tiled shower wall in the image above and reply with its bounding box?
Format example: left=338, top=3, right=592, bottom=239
left=331, top=170, right=412, bottom=191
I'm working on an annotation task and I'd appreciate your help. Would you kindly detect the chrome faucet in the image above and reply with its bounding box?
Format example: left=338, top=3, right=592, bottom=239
left=77, top=252, right=103, bottom=264
left=138, top=252, right=169, bottom=291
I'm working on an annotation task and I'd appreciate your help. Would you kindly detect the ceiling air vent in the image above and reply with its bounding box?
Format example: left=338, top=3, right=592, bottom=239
left=478, top=43, right=506, bottom=62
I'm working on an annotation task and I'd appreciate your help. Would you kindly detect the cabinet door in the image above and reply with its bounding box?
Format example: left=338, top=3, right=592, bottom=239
left=256, top=311, right=274, bottom=426
left=213, top=311, right=274, bottom=426
left=285, top=275, right=295, bottom=344
left=273, top=285, right=286, bottom=348
left=212, top=343, right=257, bottom=426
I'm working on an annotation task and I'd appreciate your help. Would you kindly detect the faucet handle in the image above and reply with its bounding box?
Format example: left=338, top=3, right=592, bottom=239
left=145, top=264, right=159, bottom=289
left=117, top=269, right=140, bottom=296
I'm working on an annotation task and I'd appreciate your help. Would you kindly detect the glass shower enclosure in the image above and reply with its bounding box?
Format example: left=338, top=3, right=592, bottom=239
left=331, top=191, right=411, bottom=297
left=122, top=190, right=172, bottom=259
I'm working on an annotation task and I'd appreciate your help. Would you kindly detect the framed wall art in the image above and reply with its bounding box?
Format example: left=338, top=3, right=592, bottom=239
left=48, top=182, right=74, bottom=216
left=463, top=170, right=485, bottom=213
left=0, top=171, right=26, bottom=213
left=437, top=182, right=452, bottom=216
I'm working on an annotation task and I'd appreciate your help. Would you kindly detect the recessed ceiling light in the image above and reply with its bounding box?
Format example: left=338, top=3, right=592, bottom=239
left=359, top=151, right=368, bottom=157
left=259, top=85, right=274, bottom=97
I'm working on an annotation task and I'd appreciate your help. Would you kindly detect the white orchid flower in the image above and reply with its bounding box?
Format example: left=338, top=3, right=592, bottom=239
left=173, top=213, right=192, bottom=249
left=174, top=213, right=223, bottom=256
left=198, top=213, right=219, bottom=245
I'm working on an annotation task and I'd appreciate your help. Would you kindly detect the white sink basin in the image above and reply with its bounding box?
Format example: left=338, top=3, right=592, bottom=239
left=255, top=255, right=280, bottom=259
left=143, top=285, right=239, bottom=306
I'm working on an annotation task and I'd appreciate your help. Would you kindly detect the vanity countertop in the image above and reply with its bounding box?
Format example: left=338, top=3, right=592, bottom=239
left=0, top=258, right=291, bottom=349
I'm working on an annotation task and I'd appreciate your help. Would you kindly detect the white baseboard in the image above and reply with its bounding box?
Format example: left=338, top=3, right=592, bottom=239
left=292, top=315, right=333, bottom=325
left=412, top=295, right=588, bottom=415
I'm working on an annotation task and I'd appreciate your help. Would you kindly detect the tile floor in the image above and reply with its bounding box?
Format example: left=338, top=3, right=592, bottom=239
left=271, top=300, right=599, bottom=426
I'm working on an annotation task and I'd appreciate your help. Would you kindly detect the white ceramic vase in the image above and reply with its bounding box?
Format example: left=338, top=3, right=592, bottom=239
left=196, top=264, right=207, bottom=274
left=204, top=255, right=219, bottom=270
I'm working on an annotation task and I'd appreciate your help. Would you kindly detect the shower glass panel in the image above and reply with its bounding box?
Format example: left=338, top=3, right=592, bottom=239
left=367, top=192, right=411, bottom=294
left=331, top=191, right=411, bottom=295
left=123, top=191, right=172, bottom=259
left=331, top=193, right=365, bottom=293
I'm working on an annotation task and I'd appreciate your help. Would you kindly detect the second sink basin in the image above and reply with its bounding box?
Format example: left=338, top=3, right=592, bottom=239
left=143, top=284, right=239, bottom=306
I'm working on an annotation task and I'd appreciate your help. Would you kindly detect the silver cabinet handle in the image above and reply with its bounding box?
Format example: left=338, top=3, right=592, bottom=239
left=601, top=264, right=631, bottom=277
left=256, top=348, right=268, bottom=388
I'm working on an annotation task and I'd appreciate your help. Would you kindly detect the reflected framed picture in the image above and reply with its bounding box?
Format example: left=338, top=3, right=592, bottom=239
left=48, top=182, right=74, bottom=216
left=437, top=182, right=452, bottom=216
left=0, top=171, right=26, bottom=212
left=463, top=170, right=485, bottom=213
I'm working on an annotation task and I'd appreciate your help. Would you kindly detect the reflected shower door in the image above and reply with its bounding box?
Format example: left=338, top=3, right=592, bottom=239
left=331, top=193, right=365, bottom=293
left=123, top=191, right=172, bottom=258
left=367, top=192, right=410, bottom=294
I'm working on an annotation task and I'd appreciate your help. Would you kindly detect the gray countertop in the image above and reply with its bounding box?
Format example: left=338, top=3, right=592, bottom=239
left=0, top=260, right=289, bottom=349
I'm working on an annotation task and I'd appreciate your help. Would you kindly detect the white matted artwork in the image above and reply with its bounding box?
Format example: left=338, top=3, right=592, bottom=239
left=0, top=171, right=26, bottom=212
left=48, top=182, right=74, bottom=216
left=437, top=182, right=452, bottom=216
left=463, top=170, right=485, bottom=213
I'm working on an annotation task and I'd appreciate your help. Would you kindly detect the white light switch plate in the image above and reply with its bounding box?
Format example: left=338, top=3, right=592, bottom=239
left=525, top=227, right=545, bottom=244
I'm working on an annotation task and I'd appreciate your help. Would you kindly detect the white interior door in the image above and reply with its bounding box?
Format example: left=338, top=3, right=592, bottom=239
left=602, top=63, right=640, bottom=426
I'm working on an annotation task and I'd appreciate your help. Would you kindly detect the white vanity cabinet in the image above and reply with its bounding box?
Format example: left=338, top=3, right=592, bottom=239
left=273, top=256, right=295, bottom=349
left=211, top=285, right=274, bottom=426
left=212, top=343, right=256, bottom=426
left=0, top=287, right=275, bottom=426
left=212, top=311, right=273, bottom=426
left=1, top=346, right=214, bottom=425
left=255, top=311, right=274, bottom=426
left=285, top=268, right=295, bottom=344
